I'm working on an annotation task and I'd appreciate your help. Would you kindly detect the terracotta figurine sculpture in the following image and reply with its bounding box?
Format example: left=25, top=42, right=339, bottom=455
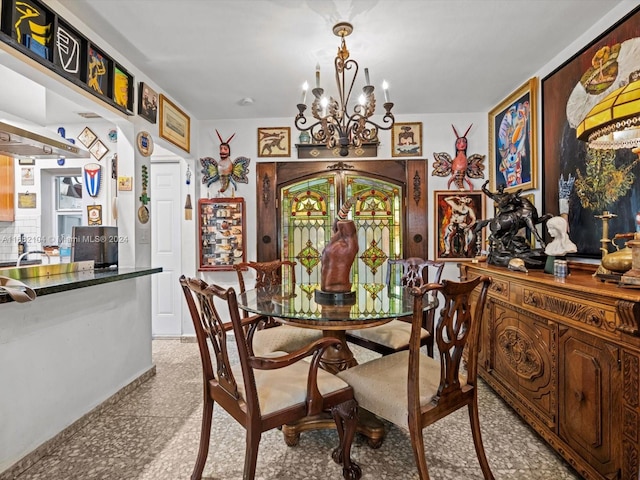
left=320, top=219, right=358, bottom=293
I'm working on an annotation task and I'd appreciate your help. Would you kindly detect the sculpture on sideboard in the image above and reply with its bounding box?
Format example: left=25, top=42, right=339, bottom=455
left=545, top=216, right=577, bottom=257
left=474, top=181, right=551, bottom=268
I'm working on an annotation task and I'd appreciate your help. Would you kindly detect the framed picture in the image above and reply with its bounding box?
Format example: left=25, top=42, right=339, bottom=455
left=18, top=192, right=36, bottom=208
left=391, top=122, right=422, bottom=157
left=542, top=6, right=640, bottom=257
left=78, top=127, right=97, bottom=148
left=159, top=94, right=190, bottom=152
left=87, top=204, right=102, bottom=225
left=117, top=176, right=132, bottom=191
left=89, top=139, right=109, bottom=161
left=138, top=82, right=158, bottom=123
left=434, top=190, right=485, bottom=262
left=488, top=77, right=537, bottom=193
left=86, top=44, right=113, bottom=100
left=257, top=127, right=290, bottom=157
left=21, top=167, right=34, bottom=186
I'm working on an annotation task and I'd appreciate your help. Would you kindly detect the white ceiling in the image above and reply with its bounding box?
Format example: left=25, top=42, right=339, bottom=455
left=53, top=0, right=625, bottom=122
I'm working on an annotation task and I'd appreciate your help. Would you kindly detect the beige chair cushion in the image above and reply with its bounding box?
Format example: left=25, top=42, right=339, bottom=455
left=346, top=319, right=428, bottom=349
left=252, top=324, right=324, bottom=356
left=232, top=352, right=349, bottom=416
left=337, top=351, right=467, bottom=429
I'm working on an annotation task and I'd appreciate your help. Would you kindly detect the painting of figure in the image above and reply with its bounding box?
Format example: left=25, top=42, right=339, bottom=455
left=434, top=191, right=485, bottom=261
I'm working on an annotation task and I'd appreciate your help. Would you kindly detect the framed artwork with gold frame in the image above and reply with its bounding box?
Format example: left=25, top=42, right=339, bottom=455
left=159, top=94, right=190, bottom=152
left=87, top=205, right=102, bottom=225
left=488, top=77, right=537, bottom=193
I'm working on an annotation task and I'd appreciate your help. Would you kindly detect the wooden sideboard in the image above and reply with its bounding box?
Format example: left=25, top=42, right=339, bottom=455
left=460, top=262, right=640, bottom=480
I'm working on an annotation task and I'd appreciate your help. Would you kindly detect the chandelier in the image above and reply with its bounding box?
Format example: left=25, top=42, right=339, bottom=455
left=295, top=22, right=395, bottom=157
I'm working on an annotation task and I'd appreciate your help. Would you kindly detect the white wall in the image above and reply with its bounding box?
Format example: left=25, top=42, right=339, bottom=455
left=0, top=276, right=153, bottom=472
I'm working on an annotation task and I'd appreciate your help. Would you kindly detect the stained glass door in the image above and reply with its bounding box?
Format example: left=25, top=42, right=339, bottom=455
left=280, top=171, right=403, bottom=292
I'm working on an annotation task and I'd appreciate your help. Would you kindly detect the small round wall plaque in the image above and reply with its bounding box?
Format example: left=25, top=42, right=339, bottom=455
left=136, top=131, right=154, bottom=157
left=138, top=205, right=149, bottom=224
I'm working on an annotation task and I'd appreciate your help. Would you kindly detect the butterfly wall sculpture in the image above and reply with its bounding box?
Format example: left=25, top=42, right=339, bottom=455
left=432, top=124, right=485, bottom=190
left=200, top=131, right=250, bottom=193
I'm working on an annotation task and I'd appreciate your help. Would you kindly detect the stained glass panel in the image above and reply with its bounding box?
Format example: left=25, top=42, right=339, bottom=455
left=281, top=171, right=402, bottom=289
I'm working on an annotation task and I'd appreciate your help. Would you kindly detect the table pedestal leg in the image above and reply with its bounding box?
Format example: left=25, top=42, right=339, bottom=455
left=282, top=408, right=385, bottom=449
left=282, top=330, right=385, bottom=448
left=320, top=330, right=357, bottom=374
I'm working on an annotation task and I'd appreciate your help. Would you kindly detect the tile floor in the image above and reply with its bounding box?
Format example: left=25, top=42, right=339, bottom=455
left=8, top=339, right=580, bottom=480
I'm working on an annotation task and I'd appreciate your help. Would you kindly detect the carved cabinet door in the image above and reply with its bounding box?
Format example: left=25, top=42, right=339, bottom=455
left=490, top=302, right=556, bottom=428
left=558, top=327, right=620, bottom=479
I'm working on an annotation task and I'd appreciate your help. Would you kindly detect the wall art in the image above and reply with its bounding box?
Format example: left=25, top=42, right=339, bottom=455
left=159, top=94, right=190, bottom=152
left=391, top=122, right=422, bottom=157
left=78, top=126, right=97, bottom=148
left=489, top=77, right=537, bottom=193
left=89, top=139, right=109, bottom=161
left=21, top=167, right=34, bottom=186
left=138, top=82, right=158, bottom=124
left=434, top=190, right=485, bottom=262
left=257, top=127, right=290, bottom=157
left=87, top=204, right=102, bottom=225
left=542, top=6, right=640, bottom=257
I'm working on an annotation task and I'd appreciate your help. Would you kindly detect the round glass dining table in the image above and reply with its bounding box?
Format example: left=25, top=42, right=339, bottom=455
left=238, top=282, right=437, bottom=447
left=236, top=283, right=436, bottom=373
left=237, top=282, right=437, bottom=447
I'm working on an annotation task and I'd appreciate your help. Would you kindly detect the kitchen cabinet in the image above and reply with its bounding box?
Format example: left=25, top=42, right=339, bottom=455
left=0, top=155, right=15, bottom=221
left=198, top=197, right=245, bottom=271
left=461, top=263, right=640, bottom=480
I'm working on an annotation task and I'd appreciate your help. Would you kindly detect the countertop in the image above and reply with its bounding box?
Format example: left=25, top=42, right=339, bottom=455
left=0, top=266, right=162, bottom=304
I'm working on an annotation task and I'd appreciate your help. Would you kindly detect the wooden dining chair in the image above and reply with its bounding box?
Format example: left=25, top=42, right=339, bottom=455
left=338, top=275, right=493, bottom=480
left=179, top=275, right=361, bottom=480
left=345, top=258, right=444, bottom=357
left=234, top=260, right=324, bottom=356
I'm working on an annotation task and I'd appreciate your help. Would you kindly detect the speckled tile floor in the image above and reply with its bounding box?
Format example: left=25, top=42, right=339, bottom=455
left=10, top=339, right=580, bottom=480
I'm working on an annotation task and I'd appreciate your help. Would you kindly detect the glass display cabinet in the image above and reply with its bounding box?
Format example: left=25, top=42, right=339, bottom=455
left=198, top=197, right=245, bottom=271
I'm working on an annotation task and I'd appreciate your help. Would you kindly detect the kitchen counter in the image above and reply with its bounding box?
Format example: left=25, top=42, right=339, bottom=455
left=0, top=259, right=41, bottom=268
left=0, top=266, right=162, bottom=303
left=0, top=265, right=162, bottom=474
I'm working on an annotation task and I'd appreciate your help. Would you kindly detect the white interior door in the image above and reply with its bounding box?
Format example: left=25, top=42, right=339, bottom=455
left=151, top=161, right=182, bottom=337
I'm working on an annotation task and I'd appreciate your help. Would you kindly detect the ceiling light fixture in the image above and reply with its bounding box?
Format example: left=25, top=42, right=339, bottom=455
left=295, top=22, right=394, bottom=157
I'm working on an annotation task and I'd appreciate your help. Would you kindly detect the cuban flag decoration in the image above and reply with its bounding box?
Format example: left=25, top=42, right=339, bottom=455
left=84, top=163, right=102, bottom=197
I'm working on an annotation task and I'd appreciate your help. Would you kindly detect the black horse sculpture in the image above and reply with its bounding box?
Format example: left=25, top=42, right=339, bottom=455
left=474, top=181, right=551, bottom=267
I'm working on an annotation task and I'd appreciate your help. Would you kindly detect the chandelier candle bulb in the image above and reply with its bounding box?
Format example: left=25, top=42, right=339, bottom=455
left=315, top=63, right=320, bottom=88
left=365, top=67, right=370, bottom=86
left=300, top=82, right=308, bottom=104
left=382, top=80, right=390, bottom=103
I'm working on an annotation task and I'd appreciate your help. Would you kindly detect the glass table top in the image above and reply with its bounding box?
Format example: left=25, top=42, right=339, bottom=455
left=237, top=283, right=437, bottom=325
